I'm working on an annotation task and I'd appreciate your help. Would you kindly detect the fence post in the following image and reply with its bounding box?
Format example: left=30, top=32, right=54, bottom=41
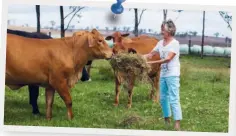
left=188, top=39, right=191, bottom=55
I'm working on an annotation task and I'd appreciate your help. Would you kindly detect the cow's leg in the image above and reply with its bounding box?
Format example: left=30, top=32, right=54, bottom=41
left=58, top=88, right=73, bottom=120
left=28, top=85, right=40, bottom=114
left=114, top=75, right=121, bottom=106
left=51, top=78, right=73, bottom=120
left=127, top=76, right=135, bottom=109
left=45, top=87, right=55, bottom=120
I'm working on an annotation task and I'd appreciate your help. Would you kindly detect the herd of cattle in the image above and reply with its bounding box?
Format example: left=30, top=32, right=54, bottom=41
left=5, top=29, right=161, bottom=120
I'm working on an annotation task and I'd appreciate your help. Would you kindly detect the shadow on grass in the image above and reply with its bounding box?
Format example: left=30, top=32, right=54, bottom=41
left=94, top=86, right=153, bottom=110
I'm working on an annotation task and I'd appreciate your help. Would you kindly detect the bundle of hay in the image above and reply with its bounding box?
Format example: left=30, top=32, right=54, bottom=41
left=109, top=52, right=152, bottom=86
left=119, top=114, right=143, bottom=127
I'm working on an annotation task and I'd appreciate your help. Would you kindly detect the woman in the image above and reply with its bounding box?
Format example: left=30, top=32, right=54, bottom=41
left=144, top=19, right=182, bottom=131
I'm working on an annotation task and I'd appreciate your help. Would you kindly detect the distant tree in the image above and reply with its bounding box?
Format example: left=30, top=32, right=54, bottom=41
left=44, top=26, right=50, bottom=29
left=113, top=26, right=117, bottom=31
left=163, top=10, right=183, bottom=22
left=138, top=29, right=143, bottom=34
left=126, top=27, right=130, bottom=32
left=219, top=11, right=232, bottom=31
left=229, top=38, right=232, bottom=44
left=163, top=9, right=168, bottom=21
left=50, top=20, right=56, bottom=30
left=123, top=26, right=126, bottom=32
left=143, top=29, right=147, bottom=33
left=148, top=29, right=152, bottom=33
left=187, top=31, right=193, bottom=40
left=225, top=37, right=229, bottom=46
left=60, top=6, right=85, bottom=37
left=7, top=20, right=10, bottom=25
left=35, top=5, right=40, bottom=33
left=96, top=26, right=99, bottom=30
left=131, top=8, right=146, bottom=36
left=105, top=27, right=109, bottom=31
left=192, top=31, right=198, bottom=36
left=85, top=26, right=89, bottom=30
left=188, top=31, right=193, bottom=36
left=214, top=32, right=220, bottom=38
left=173, top=10, right=184, bottom=21
left=184, top=32, right=188, bottom=37
left=71, top=25, right=75, bottom=29
left=60, top=6, right=65, bottom=37
left=175, top=32, right=180, bottom=36
left=187, top=31, right=197, bottom=37
left=183, top=32, right=188, bottom=37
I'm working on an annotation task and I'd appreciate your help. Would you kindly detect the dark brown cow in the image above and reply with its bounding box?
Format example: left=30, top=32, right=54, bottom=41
left=5, top=29, right=113, bottom=120
left=106, top=32, right=161, bottom=108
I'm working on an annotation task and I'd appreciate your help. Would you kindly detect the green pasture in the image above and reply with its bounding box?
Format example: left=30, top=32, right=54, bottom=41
left=4, top=55, right=230, bottom=132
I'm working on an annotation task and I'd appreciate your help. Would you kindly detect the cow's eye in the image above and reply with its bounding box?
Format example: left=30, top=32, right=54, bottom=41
left=98, top=40, right=103, bottom=43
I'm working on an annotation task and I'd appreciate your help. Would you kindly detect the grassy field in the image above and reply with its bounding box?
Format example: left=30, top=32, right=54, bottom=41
left=4, top=55, right=230, bottom=132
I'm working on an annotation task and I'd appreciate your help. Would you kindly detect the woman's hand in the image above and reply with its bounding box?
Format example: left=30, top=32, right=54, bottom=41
left=143, top=53, right=153, bottom=60
left=147, top=54, right=153, bottom=59
left=146, top=52, right=176, bottom=64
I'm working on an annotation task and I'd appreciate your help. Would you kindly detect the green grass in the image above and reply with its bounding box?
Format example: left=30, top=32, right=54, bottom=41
left=4, top=55, right=230, bottom=132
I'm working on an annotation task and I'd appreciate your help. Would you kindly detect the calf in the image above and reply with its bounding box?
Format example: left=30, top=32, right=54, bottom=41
left=106, top=32, right=161, bottom=108
left=6, top=29, right=113, bottom=120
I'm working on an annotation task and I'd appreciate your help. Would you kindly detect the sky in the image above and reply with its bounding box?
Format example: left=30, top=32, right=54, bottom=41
left=7, top=4, right=232, bottom=38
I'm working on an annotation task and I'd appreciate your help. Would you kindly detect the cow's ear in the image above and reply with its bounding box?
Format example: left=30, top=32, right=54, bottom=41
left=105, top=36, right=113, bottom=40
left=73, top=32, right=79, bottom=37
left=91, top=29, right=98, bottom=34
left=121, top=33, right=129, bottom=37
left=88, top=34, right=95, bottom=47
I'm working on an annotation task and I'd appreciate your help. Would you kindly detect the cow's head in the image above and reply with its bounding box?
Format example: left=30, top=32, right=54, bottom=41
left=105, top=32, right=129, bottom=43
left=73, top=29, right=113, bottom=60
left=105, top=32, right=130, bottom=54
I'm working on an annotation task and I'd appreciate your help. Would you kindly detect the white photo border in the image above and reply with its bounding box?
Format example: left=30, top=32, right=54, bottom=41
left=0, top=0, right=235, bottom=136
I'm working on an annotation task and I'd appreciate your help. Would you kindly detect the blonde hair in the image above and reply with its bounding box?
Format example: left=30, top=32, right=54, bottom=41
left=161, top=19, right=176, bottom=36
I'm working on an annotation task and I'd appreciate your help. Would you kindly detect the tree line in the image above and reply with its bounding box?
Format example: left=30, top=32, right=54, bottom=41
left=34, top=6, right=232, bottom=60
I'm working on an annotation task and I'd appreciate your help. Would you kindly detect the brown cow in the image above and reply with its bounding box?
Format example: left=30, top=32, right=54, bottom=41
left=106, top=32, right=161, bottom=108
left=5, top=29, right=113, bottom=120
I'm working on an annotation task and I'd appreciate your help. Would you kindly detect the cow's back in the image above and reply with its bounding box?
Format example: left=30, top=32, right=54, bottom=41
left=124, top=37, right=158, bottom=55
left=6, top=34, right=49, bottom=84
left=7, top=29, right=52, bottom=39
left=6, top=34, right=73, bottom=86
